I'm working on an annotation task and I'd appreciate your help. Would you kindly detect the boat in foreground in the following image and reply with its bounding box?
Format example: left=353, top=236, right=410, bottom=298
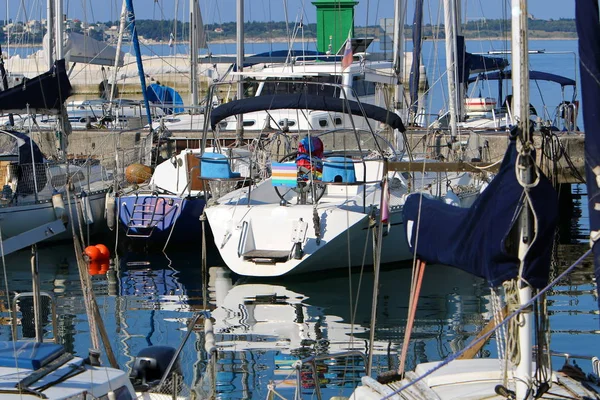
left=0, top=60, right=111, bottom=242
left=204, top=86, right=481, bottom=277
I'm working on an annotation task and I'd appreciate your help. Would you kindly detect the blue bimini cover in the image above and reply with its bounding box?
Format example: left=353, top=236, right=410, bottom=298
left=402, top=138, right=558, bottom=288
left=0, top=341, right=64, bottom=370
left=147, top=83, right=184, bottom=114
left=210, top=93, right=406, bottom=132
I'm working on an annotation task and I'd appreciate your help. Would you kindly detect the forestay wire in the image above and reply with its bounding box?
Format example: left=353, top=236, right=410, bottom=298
left=380, top=247, right=592, bottom=400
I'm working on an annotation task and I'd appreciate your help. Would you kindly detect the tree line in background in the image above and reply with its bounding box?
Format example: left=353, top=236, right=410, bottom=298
left=0, top=18, right=577, bottom=44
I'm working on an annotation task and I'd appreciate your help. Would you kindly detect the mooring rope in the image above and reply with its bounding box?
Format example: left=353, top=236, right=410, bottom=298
left=380, top=248, right=592, bottom=399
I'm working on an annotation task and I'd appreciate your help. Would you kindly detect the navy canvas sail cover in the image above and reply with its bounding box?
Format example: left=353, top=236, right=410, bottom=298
left=467, top=70, right=576, bottom=87
left=210, top=93, right=406, bottom=132
left=456, top=35, right=509, bottom=84
left=576, top=0, right=600, bottom=307
left=0, top=59, right=72, bottom=113
left=403, top=138, right=558, bottom=288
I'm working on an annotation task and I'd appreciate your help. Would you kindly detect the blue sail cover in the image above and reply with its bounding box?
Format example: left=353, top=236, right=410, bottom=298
left=235, top=50, right=328, bottom=70
left=403, top=138, right=558, bottom=288
left=210, top=93, right=406, bottom=132
left=456, top=35, right=509, bottom=83
left=576, top=0, right=600, bottom=306
left=468, top=70, right=576, bottom=87
left=409, top=0, right=424, bottom=117
left=147, top=84, right=184, bottom=114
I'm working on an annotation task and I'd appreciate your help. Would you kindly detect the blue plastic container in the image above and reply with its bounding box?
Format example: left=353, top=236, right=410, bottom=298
left=200, top=152, right=241, bottom=179
left=322, top=157, right=356, bottom=183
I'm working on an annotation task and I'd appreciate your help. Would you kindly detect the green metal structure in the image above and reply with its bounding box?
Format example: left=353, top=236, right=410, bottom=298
left=312, top=0, right=358, bottom=54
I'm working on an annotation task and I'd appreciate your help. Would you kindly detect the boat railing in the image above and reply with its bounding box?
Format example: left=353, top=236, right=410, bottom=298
left=0, top=161, right=112, bottom=206
left=11, top=291, right=58, bottom=343
left=535, top=347, right=600, bottom=378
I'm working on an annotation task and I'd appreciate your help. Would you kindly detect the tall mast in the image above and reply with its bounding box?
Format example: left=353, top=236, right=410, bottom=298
left=443, top=0, right=458, bottom=139
left=235, top=0, right=244, bottom=145
left=54, top=0, right=63, bottom=60
left=512, top=0, right=532, bottom=399
left=393, top=0, right=405, bottom=116
left=125, top=0, right=153, bottom=129
left=409, top=0, right=424, bottom=124
left=190, top=0, right=199, bottom=107
left=46, top=0, right=55, bottom=69
left=109, top=0, right=127, bottom=104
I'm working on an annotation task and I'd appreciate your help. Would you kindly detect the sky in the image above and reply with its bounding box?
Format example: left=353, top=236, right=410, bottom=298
left=2, top=0, right=575, bottom=25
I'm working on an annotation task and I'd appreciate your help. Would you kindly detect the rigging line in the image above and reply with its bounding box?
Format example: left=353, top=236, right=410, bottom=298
left=381, top=247, right=593, bottom=399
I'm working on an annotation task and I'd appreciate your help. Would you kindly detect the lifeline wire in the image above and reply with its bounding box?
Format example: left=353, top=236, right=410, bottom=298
left=380, top=247, right=592, bottom=399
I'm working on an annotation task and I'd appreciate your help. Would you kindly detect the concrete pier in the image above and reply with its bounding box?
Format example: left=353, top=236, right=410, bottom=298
left=36, top=128, right=585, bottom=185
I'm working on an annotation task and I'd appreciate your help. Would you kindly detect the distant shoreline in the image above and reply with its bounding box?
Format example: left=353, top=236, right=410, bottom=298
left=1, top=35, right=577, bottom=49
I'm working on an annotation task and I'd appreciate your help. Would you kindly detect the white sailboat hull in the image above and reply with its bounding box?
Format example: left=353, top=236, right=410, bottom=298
left=351, top=358, right=600, bottom=399
left=0, top=190, right=108, bottom=242
left=205, top=177, right=411, bottom=277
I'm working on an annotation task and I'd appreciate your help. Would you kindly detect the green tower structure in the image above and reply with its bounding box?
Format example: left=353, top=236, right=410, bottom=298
left=312, top=0, right=358, bottom=54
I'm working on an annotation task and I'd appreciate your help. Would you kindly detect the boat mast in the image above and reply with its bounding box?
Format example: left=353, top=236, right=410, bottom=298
left=54, top=0, right=63, bottom=60
left=512, top=0, right=533, bottom=398
left=392, top=0, right=405, bottom=118
left=125, top=0, right=153, bottom=129
left=235, top=0, right=244, bottom=145
left=190, top=0, right=199, bottom=108
left=109, top=0, right=127, bottom=104
left=46, top=0, right=55, bottom=69
left=409, top=0, right=424, bottom=125
left=443, top=0, right=459, bottom=139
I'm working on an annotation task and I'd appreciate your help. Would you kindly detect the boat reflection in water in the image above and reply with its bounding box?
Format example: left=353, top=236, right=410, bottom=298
left=200, top=264, right=490, bottom=399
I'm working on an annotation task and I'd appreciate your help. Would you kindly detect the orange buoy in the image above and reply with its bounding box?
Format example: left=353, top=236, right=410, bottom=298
left=84, top=245, right=101, bottom=262
left=125, top=163, right=153, bottom=184
left=99, top=263, right=110, bottom=274
left=88, top=261, right=101, bottom=275
left=95, top=244, right=111, bottom=261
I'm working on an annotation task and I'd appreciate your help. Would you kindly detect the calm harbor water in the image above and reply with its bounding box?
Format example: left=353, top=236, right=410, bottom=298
left=0, top=186, right=595, bottom=398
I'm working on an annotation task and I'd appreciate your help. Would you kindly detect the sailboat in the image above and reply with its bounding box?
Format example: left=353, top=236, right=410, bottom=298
left=0, top=59, right=111, bottom=242
left=202, top=79, right=482, bottom=277
left=347, top=1, right=600, bottom=399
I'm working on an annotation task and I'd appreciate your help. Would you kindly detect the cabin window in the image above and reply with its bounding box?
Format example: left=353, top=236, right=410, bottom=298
left=334, top=117, right=343, bottom=125
left=260, top=76, right=342, bottom=97
left=244, top=78, right=259, bottom=97
left=318, top=119, right=328, bottom=127
left=243, top=120, right=255, bottom=127
left=352, top=76, right=376, bottom=96
left=278, top=120, right=296, bottom=127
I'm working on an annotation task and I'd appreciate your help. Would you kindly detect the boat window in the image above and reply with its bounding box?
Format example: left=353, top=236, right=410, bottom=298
left=260, top=76, right=342, bottom=97
left=243, top=120, right=255, bottom=127
left=352, top=76, right=376, bottom=96
left=278, top=120, right=296, bottom=127
left=318, top=119, right=328, bottom=127
left=334, top=117, right=342, bottom=125
left=244, top=78, right=259, bottom=97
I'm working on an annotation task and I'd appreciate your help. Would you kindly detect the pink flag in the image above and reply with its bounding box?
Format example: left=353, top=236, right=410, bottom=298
left=341, top=37, right=353, bottom=70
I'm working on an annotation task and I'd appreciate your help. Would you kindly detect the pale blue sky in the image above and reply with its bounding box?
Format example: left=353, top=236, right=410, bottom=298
left=3, top=1, right=574, bottom=25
